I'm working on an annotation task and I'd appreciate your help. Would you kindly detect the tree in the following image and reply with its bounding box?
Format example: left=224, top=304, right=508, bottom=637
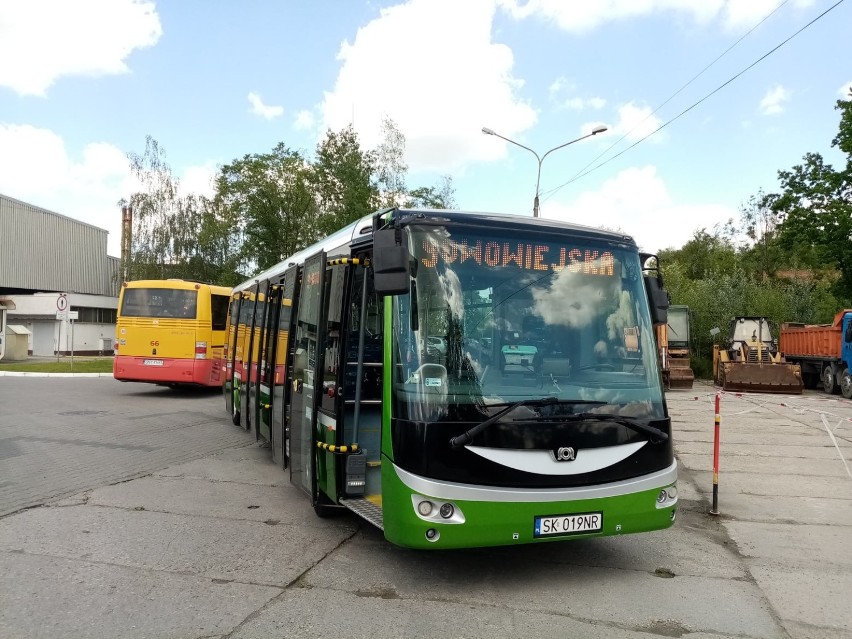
left=374, top=115, right=408, bottom=208
left=126, top=136, right=240, bottom=284
left=407, top=175, right=457, bottom=209
left=310, top=125, right=378, bottom=237
left=767, top=94, right=852, bottom=297
left=658, top=228, right=739, bottom=281
left=737, top=189, right=784, bottom=280
left=216, top=143, right=317, bottom=274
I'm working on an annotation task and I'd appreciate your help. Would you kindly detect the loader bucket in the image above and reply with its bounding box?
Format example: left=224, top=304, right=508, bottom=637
left=719, top=362, right=803, bottom=394
left=668, top=367, right=694, bottom=389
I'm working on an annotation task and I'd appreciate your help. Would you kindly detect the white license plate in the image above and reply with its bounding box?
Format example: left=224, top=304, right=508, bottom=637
left=534, top=512, right=603, bottom=537
left=143, top=359, right=164, bottom=366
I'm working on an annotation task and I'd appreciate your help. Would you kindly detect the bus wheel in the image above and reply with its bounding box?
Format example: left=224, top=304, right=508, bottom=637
left=313, top=494, right=339, bottom=518
left=313, top=503, right=336, bottom=518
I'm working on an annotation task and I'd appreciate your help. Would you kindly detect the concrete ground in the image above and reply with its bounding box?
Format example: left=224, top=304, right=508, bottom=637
left=0, top=377, right=850, bottom=638
left=669, top=383, right=852, bottom=639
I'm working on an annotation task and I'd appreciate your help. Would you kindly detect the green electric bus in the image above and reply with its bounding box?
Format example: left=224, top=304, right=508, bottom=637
left=223, top=208, right=677, bottom=549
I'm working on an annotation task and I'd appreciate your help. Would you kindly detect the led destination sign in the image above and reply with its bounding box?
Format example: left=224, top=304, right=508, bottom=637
left=419, top=238, right=616, bottom=276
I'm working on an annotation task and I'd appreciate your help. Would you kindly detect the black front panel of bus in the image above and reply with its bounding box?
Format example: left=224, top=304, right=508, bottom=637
left=390, top=418, right=673, bottom=488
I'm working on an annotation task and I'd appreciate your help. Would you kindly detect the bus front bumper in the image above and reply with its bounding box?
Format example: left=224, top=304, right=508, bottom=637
left=381, top=461, right=678, bottom=549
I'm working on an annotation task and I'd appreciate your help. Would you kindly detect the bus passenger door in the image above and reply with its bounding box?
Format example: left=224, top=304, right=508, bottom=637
left=288, top=253, right=326, bottom=498
left=272, top=266, right=299, bottom=469
left=314, top=262, right=346, bottom=504
left=224, top=291, right=241, bottom=422
left=239, top=287, right=260, bottom=432
left=258, top=281, right=280, bottom=443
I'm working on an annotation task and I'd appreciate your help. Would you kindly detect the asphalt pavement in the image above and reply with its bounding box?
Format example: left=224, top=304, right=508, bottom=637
left=0, top=376, right=850, bottom=638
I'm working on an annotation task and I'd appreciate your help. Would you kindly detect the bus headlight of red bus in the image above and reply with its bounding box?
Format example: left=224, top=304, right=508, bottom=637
left=412, top=495, right=465, bottom=524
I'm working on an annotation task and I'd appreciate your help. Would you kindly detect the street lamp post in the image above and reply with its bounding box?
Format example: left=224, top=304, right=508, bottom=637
left=482, top=125, right=608, bottom=217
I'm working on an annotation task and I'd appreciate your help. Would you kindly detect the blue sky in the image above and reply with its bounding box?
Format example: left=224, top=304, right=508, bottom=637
left=1, top=0, right=850, bottom=257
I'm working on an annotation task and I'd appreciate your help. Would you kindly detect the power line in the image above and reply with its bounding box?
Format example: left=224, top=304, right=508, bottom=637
left=541, top=0, right=790, bottom=200
left=541, top=0, right=847, bottom=199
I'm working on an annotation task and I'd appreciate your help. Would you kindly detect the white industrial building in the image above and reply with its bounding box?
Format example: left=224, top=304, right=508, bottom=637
left=0, top=193, right=120, bottom=359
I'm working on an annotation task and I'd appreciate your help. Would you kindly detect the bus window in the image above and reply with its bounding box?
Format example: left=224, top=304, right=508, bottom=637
left=212, top=294, right=229, bottom=331
left=345, top=268, right=383, bottom=401
left=121, top=288, right=197, bottom=319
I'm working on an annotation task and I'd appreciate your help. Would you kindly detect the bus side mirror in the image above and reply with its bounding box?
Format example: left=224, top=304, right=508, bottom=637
left=372, top=228, right=410, bottom=296
left=644, top=274, right=669, bottom=326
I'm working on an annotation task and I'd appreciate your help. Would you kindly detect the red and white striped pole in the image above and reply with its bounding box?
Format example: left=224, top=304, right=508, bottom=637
left=710, top=392, right=721, bottom=515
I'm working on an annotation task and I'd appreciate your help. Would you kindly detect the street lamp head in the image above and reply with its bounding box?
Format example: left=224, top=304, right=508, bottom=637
left=591, top=125, right=608, bottom=135
left=481, top=127, right=496, bottom=136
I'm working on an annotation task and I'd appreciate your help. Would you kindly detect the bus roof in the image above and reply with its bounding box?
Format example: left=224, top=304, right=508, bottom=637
left=123, top=279, right=232, bottom=296
left=233, top=208, right=637, bottom=292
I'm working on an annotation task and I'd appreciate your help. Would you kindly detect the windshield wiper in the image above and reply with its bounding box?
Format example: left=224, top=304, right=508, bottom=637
left=512, top=412, right=669, bottom=443
left=448, top=398, right=606, bottom=449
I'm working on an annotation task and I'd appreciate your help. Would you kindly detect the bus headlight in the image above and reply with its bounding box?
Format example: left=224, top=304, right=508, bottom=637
left=411, top=495, right=465, bottom=524
left=655, top=484, right=678, bottom=509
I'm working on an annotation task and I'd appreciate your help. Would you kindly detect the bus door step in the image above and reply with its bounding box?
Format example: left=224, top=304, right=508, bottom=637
left=340, top=498, right=384, bottom=531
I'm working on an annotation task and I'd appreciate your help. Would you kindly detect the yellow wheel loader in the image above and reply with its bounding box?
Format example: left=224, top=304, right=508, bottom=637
left=713, top=317, right=803, bottom=394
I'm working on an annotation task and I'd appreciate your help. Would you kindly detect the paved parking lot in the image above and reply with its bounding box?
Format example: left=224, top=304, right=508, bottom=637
left=0, top=377, right=850, bottom=638
left=0, top=377, right=252, bottom=517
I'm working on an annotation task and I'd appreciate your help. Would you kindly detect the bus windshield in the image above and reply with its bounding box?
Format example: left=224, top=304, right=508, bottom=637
left=120, top=287, right=198, bottom=319
left=392, top=224, right=664, bottom=423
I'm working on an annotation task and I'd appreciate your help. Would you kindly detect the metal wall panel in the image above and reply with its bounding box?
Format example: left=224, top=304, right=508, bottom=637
left=0, top=194, right=118, bottom=296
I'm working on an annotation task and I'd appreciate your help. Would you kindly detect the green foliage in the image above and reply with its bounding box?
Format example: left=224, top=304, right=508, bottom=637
left=216, top=143, right=316, bottom=274
left=127, top=136, right=243, bottom=285
left=767, top=95, right=852, bottom=298
left=659, top=229, right=738, bottom=280
left=658, top=98, right=852, bottom=376
left=124, top=118, right=460, bottom=284
left=661, top=260, right=841, bottom=375
left=407, top=175, right=457, bottom=209
left=374, top=116, right=408, bottom=208
left=310, top=125, right=378, bottom=237
left=0, top=358, right=114, bottom=373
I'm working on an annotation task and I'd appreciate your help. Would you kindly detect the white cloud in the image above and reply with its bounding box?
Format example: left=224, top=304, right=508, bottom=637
left=247, top=92, right=284, bottom=120
left=0, top=123, right=213, bottom=255
left=179, top=164, right=218, bottom=199
left=723, top=0, right=815, bottom=30
left=563, top=96, right=607, bottom=111
left=542, top=166, right=737, bottom=253
left=589, top=102, right=664, bottom=143
left=293, top=110, right=316, bottom=131
left=321, top=0, right=536, bottom=172
left=0, top=123, right=137, bottom=254
left=759, top=85, right=790, bottom=115
left=0, top=0, right=162, bottom=96
left=839, top=82, right=852, bottom=99
left=495, top=0, right=815, bottom=32
left=548, top=77, right=573, bottom=97
left=548, top=76, right=605, bottom=111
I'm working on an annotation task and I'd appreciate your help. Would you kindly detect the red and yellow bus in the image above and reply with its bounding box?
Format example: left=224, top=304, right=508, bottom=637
left=114, top=279, right=232, bottom=387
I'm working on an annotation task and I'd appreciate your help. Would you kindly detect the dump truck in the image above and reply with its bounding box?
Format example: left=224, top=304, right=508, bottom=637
left=655, top=304, right=694, bottom=389
left=779, top=309, right=852, bottom=397
left=713, top=316, right=803, bottom=394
